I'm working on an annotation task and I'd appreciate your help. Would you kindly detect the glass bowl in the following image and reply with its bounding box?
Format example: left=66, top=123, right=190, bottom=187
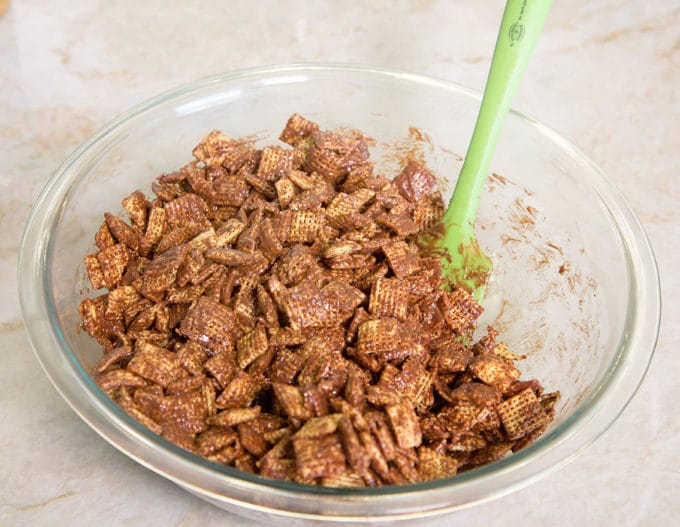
left=18, top=64, right=660, bottom=523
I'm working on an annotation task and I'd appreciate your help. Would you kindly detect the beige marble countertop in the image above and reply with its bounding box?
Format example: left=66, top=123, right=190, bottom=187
left=1, top=1, right=678, bottom=525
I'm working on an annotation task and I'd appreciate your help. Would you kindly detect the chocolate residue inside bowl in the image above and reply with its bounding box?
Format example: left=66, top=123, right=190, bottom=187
left=478, top=172, right=600, bottom=423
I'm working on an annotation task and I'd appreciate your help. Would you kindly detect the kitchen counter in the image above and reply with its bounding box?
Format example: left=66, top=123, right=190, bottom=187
left=1, top=1, right=678, bottom=525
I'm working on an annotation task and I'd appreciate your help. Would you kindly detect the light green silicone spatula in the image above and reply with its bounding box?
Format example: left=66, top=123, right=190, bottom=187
left=429, top=0, right=552, bottom=301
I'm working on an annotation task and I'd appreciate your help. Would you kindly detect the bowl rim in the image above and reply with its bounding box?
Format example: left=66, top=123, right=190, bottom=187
left=18, top=63, right=661, bottom=520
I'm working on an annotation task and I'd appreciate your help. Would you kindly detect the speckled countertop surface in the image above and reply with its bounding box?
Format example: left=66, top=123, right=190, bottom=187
left=1, top=1, right=678, bottom=525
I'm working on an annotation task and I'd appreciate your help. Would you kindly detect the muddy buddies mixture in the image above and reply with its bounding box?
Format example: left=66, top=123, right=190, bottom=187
left=79, top=114, right=558, bottom=487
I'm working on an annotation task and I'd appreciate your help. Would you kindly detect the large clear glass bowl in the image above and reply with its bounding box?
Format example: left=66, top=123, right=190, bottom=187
left=18, top=64, right=660, bottom=523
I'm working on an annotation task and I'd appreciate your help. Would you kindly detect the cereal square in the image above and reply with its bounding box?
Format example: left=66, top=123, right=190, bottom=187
left=178, top=296, right=236, bottom=354
left=369, top=277, right=409, bottom=320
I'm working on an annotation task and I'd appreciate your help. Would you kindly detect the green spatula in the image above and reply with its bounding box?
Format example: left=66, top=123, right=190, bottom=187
left=429, top=0, right=552, bottom=301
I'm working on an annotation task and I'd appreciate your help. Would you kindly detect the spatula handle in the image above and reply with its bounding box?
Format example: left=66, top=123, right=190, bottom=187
left=443, top=0, right=552, bottom=230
